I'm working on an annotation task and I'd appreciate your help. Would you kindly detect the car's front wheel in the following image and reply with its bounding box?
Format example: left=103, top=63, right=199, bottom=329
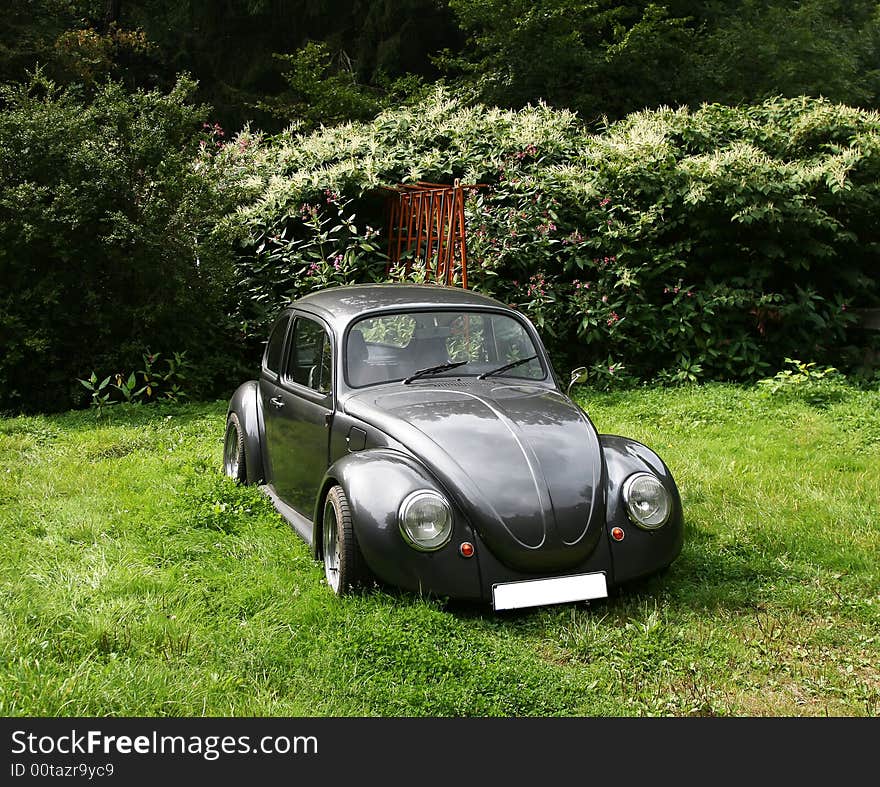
left=223, top=412, right=247, bottom=483
left=322, top=485, right=367, bottom=596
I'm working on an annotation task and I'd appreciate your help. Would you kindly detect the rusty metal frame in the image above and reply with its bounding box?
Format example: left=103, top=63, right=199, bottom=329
left=383, top=179, right=483, bottom=288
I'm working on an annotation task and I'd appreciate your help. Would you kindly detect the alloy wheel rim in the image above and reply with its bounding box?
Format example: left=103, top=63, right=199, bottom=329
left=323, top=499, right=340, bottom=592
left=224, top=423, right=240, bottom=478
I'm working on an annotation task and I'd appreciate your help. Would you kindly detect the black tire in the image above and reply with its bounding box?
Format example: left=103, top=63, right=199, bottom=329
left=322, top=485, right=368, bottom=596
left=223, top=412, right=247, bottom=483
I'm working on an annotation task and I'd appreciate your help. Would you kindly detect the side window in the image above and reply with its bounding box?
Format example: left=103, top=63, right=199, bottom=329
left=288, top=317, right=332, bottom=394
left=264, top=314, right=290, bottom=374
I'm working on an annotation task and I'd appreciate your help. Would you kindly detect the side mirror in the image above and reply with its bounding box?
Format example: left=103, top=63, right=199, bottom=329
left=568, top=366, right=588, bottom=395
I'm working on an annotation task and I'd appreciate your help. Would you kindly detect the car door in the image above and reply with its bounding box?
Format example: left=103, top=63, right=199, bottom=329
left=259, top=312, right=293, bottom=485
left=265, top=312, right=334, bottom=515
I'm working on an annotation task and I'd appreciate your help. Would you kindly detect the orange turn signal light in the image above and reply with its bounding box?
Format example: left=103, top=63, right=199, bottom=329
left=459, top=542, right=475, bottom=558
left=611, top=527, right=625, bottom=542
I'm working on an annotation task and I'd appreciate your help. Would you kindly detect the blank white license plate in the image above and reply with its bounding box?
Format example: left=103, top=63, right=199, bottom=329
left=492, top=572, right=608, bottom=611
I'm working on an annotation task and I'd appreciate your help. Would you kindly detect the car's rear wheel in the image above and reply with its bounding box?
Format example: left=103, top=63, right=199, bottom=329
left=223, top=413, right=247, bottom=483
left=322, top=485, right=367, bottom=596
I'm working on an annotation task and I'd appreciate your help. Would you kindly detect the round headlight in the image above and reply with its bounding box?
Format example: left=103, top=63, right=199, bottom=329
left=399, top=490, right=453, bottom=551
left=622, top=473, right=671, bottom=529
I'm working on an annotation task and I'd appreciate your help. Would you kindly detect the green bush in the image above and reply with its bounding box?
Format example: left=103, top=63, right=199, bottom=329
left=216, top=90, right=879, bottom=383
left=3, top=83, right=877, bottom=412
left=0, top=72, right=238, bottom=412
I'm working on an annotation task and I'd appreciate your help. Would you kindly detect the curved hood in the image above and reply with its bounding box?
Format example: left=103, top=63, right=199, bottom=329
left=344, top=381, right=605, bottom=572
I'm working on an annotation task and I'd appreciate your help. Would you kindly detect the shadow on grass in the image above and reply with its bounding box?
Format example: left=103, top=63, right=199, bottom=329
left=12, top=400, right=229, bottom=434
left=405, top=530, right=807, bottom=625
left=99, top=400, right=227, bottom=427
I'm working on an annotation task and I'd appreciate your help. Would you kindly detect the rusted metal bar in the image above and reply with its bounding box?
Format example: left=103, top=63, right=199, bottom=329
left=414, top=190, right=426, bottom=268
left=404, top=192, right=416, bottom=274
left=394, top=192, right=406, bottom=265
left=444, top=181, right=458, bottom=285
left=436, top=188, right=448, bottom=283
left=386, top=197, right=398, bottom=261
left=457, top=183, right=468, bottom=290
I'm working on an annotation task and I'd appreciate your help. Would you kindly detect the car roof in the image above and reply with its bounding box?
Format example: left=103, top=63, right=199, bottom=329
left=288, top=284, right=513, bottom=332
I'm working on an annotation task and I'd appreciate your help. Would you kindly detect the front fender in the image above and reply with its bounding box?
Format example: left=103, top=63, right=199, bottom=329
left=314, top=449, right=483, bottom=600
left=600, top=435, right=684, bottom=584
left=227, top=381, right=266, bottom=485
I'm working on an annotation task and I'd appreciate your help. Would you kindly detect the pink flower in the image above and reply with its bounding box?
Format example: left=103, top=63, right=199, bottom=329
left=600, top=198, right=611, bottom=207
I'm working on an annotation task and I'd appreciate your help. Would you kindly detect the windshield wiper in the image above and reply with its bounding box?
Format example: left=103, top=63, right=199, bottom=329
left=478, top=354, right=539, bottom=380
left=403, top=360, right=469, bottom=384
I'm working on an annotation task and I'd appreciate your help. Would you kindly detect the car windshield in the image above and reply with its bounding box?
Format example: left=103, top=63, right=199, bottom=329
left=346, top=310, right=545, bottom=388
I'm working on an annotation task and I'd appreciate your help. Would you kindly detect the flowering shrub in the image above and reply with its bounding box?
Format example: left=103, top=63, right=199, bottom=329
left=3, top=80, right=876, bottom=413
left=216, top=88, right=878, bottom=383
left=232, top=193, right=386, bottom=347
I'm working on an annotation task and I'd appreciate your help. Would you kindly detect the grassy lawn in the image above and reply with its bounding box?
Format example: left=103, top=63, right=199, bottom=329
left=0, top=384, right=877, bottom=716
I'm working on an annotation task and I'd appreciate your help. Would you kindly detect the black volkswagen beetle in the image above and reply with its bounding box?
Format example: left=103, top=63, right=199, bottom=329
left=225, top=284, right=682, bottom=610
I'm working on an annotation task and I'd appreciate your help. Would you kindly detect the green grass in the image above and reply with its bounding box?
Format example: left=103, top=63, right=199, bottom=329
left=0, top=384, right=877, bottom=716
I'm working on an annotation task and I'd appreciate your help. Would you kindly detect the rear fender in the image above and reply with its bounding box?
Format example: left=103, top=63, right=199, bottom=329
left=227, top=381, right=266, bottom=485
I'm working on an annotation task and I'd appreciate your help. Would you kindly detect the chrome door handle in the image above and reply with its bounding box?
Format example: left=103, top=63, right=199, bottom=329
left=269, top=396, right=284, bottom=409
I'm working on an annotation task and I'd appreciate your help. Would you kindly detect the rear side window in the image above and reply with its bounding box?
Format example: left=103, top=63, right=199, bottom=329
left=264, top=314, right=290, bottom=374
